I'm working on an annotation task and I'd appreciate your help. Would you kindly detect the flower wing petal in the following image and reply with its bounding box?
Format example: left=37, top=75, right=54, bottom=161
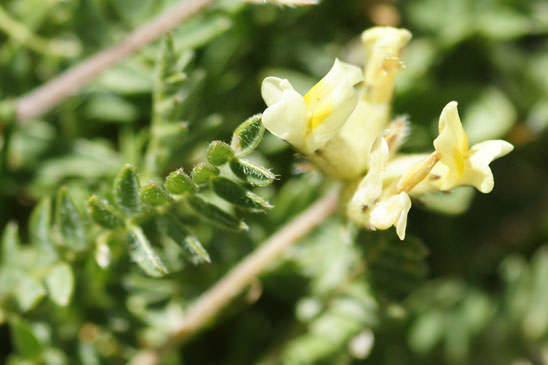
left=261, top=80, right=307, bottom=149
left=346, top=138, right=389, bottom=222
left=261, top=77, right=296, bottom=106
left=369, top=192, right=411, bottom=240
left=304, top=59, right=363, bottom=153
left=463, top=140, right=514, bottom=193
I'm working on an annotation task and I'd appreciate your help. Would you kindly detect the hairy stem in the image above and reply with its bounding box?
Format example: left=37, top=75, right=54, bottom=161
left=15, top=0, right=216, bottom=123
left=133, top=189, right=339, bottom=363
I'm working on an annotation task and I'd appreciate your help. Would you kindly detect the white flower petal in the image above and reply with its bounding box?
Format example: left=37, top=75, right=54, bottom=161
left=352, top=138, right=389, bottom=203
left=431, top=101, right=514, bottom=193
left=262, top=86, right=307, bottom=149
left=261, top=77, right=296, bottom=106
left=433, top=101, right=469, bottom=176
left=361, top=27, right=412, bottom=104
left=463, top=140, right=514, bottom=193
left=346, top=138, right=389, bottom=222
left=369, top=192, right=411, bottom=240
left=304, top=59, right=363, bottom=153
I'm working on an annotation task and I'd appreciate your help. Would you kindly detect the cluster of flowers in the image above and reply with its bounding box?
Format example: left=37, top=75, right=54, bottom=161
left=261, top=27, right=513, bottom=240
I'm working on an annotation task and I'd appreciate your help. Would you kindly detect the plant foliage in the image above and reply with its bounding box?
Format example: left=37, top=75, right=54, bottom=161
left=0, top=0, right=547, bottom=364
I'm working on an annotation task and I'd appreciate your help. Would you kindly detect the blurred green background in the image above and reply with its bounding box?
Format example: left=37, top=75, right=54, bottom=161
left=1, top=0, right=548, bottom=363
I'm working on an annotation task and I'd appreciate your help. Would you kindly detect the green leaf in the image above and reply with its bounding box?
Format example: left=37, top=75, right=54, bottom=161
left=187, top=195, right=247, bottom=231
left=87, top=195, right=124, bottom=229
left=207, top=141, right=234, bottom=166
left=2, top=221, right=20, bottom=264
left=231, top=114, right=264, bottom=156
left=56, top=187, right=86, bottom=250
left=164, top=215, right=211, bottom=264
left=45, top=262, right=74, bottom=306
left=114, top=164, right=141, bottom=215
left=211, top=177, right=272, bottom=211
left=165, top=168, right=197, bottom=195
left=363, top=233, right=429, bottom=300
left=10, top=317, right=42, bottom=358
left=184, top=236, right=211, bottom=265
left=15, top=276, right=46, bottom=312
left=29, top=198, right=52, bottom=249
left=191, top=162, right=219, bottom=185
left=128, top=226, right=168, bottom=277
left=229, top=158, right=275, bottom=186
left=140, top=184, right=172, bottom=206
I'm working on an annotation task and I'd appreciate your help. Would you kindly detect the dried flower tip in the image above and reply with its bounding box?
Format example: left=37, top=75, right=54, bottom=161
left=384, top=115, right=410, bottom=154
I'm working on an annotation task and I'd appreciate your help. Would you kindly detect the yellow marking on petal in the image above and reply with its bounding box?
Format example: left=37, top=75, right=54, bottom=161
left=303, top=79, right=330, bottom=107
left=305, top=103, right=334, bottom=135
left=452, top=147, right=466, bottom=177
left=303, top=80, right=334, bottom=135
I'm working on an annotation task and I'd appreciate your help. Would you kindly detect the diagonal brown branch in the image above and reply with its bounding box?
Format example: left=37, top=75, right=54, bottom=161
left=15, top=0, right=217, bottom=123
left=132, top=189, right=339, bottom=364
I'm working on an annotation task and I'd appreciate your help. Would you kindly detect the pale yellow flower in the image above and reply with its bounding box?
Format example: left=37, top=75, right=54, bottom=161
left=261, top=58, right=363, bottom=156
left=312, top=27, right=412, bottom=179
left=345, top=138, right=411, bottom=240
left=261, top=26, right=514, bottom=241
left=432, top=101, right=514, bottom=193
left=261, top=27, right=412, bottom=180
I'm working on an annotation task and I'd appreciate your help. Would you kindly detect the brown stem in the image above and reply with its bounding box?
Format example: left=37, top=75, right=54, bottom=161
left=132, top=189, right=339, bottom=364
left=15, top=0, right=216, bottom=123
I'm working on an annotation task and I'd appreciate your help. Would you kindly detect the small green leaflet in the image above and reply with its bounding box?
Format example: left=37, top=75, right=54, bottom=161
left=114, top=164, right=141, bottom=215
left=229, top=158, right=275, bottom=186
left=128, top=226, right=168, bottom=277
left=207, top=140, right=234, bottom=166
left=140, top=184, right=172, bottom=206
left=165, top=168, right=197, bottom=194
left=87, top=195, right=124, bottom=229
left=211, top=177, right=272, bottom=211
left=231, top=114, right=264, bottom=156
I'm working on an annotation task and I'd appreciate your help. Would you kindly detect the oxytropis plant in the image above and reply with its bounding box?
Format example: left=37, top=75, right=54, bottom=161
left=261, top=26, right=513, bottom=239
